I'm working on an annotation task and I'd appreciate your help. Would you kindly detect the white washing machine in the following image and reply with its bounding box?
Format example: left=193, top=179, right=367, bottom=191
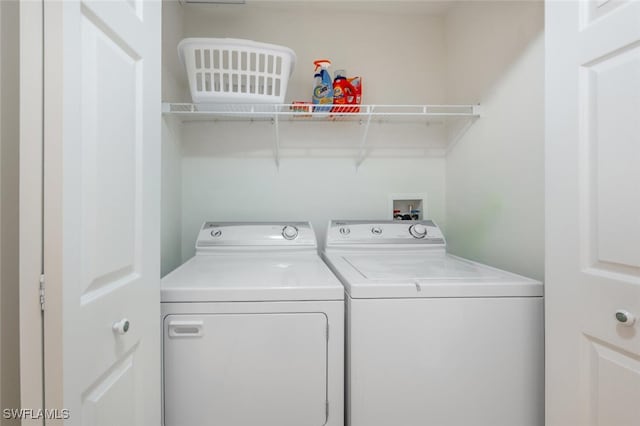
left=161, top=222, right=344, bottom=426
left=322, top=220, right=544, bottom=426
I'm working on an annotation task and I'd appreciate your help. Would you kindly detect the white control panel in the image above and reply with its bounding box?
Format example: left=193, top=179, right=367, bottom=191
left=326, top=220, right=446, bottom=247
left=196, top=222, right=317, bottom=250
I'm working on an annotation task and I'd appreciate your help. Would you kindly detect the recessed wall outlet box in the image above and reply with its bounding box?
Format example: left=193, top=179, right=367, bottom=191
left=388, top=193, right=427, bottom=220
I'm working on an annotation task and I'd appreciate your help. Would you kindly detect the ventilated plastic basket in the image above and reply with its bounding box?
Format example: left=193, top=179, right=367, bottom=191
left=178, top=38, right=296, bottom=104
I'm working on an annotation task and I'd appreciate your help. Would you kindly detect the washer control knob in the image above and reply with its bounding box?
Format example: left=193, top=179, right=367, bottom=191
left=282, top=225, right=299, bottom=240
left=210, top=229, right=222, bottom=238
left=409, top=224, right=428, bottom=239
left=339, top=227, right=351, bottom=236
left=371, top=226, right=383, bottom=235
left=615, top=310, right=636, bottom=326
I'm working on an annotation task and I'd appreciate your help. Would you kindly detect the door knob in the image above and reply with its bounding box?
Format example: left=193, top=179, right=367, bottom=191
left=112, top=318, right=130, bottom=335
left=615, top=310, right=636, bottom=326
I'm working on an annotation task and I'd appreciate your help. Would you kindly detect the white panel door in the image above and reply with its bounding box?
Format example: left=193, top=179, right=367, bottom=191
left=546, top=1, right=640, bottom=425
left=163, top=313, right=328, bottom=426
left=43, top=0, right=161, bottom=424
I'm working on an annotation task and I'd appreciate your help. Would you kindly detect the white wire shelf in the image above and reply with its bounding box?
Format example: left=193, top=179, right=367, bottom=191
left=161, top=103, right=480, bottom=169
left=162, top=103, right=479, bottom=122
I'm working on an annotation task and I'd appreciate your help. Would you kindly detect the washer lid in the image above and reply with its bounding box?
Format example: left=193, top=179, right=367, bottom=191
left=161, top=254, right=344, bottom=302
left=324, top=253, right=542, bottom=298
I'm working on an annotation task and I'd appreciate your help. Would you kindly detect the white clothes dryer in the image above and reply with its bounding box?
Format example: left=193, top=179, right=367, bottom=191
left=162, top=222, right=344, bottom=426
left=322, top=220, right=543, bottom=426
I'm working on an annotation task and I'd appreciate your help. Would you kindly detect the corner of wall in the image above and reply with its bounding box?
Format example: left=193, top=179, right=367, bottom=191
left=161, top=117, right=184, bottom=277
left=161, top=0, right=186, bottom=276
left=162, top=0, right=189, bottom=103
left=443, top=1, right=545, bottom=280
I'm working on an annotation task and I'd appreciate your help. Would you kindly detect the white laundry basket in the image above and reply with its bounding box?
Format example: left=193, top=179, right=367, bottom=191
left=178, top=38, right=296, bottom=104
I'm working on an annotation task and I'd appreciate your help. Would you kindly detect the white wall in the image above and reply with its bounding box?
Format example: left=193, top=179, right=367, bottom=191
left=161, top=118, right=183, bottom=276
left=182, top=2, right=447, bottom=104
left=169, top=2, right=450, bottom=263
left=181, top=157, right=446, bottom=259
left=161, top=1, right=545, bottom=277
left=161, top=0, right=186, bottom=276
left=0, top=0, right=21, bottom=421
left=162, top=0, right=189, bottom=103
left=444, top=1, right=544, bottom=280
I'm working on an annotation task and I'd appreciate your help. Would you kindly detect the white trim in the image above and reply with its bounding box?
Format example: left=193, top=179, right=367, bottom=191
left=42, top=0, right=64, bottom=412
left=18, top=0, right=45, bottom=414
left=0, top=0, right=4, bottom=409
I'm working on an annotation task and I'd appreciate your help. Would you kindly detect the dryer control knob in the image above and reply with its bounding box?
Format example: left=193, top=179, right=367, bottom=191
left=339, top=227, right=351, bottom=236
left=282, top=225, right=299, bottom=240
left=371, top=226, right=383, bottom=235
left=409, top=224, right=428, bottom=239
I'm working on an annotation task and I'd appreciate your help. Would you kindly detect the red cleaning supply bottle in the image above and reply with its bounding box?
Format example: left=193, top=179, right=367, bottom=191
left=348, top=76, right=362, bottom=113
left=331, top=69, right=356, bottom=113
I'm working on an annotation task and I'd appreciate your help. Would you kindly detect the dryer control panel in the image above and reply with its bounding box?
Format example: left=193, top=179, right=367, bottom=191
left=196, top=222, right=317, bottom=251
left=326, top=220, right=446, bottom=247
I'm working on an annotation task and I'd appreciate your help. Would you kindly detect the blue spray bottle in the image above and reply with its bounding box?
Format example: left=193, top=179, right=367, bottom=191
left=312, top=59, right=333, bottom=112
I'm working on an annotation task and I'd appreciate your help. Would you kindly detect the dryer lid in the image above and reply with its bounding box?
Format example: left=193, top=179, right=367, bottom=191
left=161, top=254, right=344, bottom=302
